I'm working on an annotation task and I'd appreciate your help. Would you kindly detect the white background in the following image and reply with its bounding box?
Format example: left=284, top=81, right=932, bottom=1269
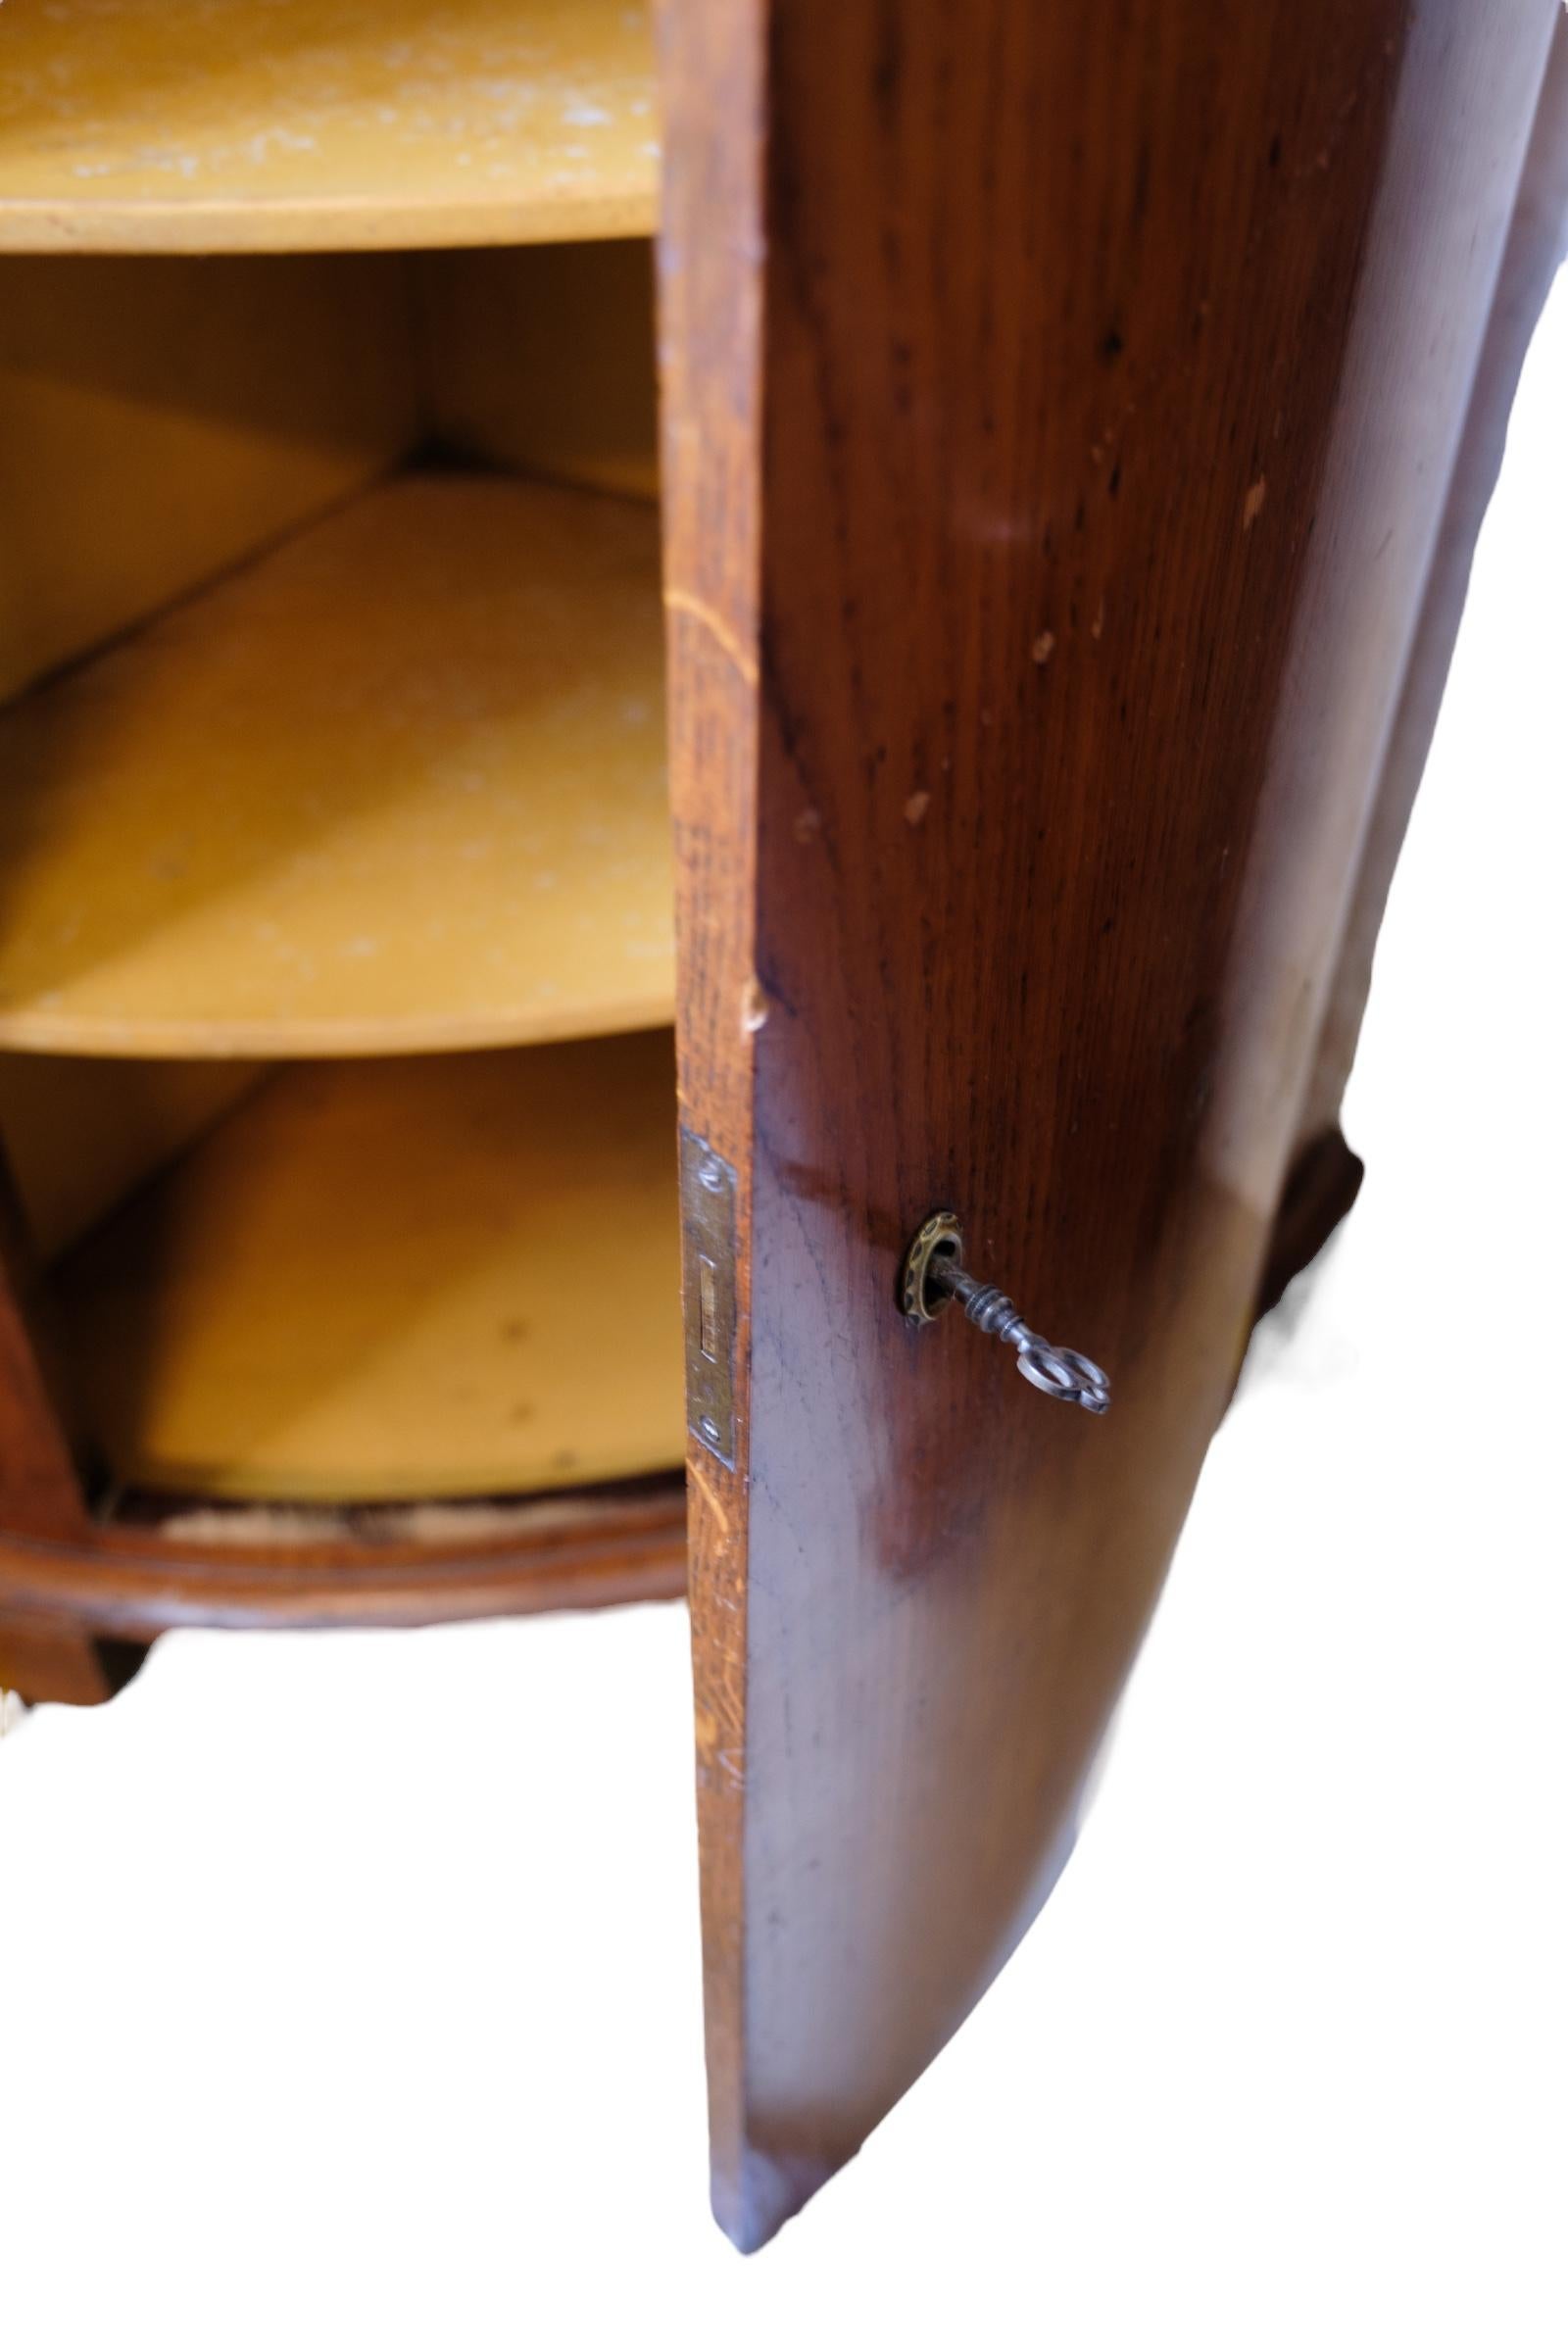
left=3, top=272, right=1563, bottom=2352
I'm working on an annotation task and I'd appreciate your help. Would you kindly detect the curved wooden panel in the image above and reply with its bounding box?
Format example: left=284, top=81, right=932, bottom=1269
left=661, top=0, right=1558, bottom=2250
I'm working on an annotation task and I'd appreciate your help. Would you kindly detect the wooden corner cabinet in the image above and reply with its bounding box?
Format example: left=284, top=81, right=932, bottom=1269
left=0, top=0, right=1562, bottom=2251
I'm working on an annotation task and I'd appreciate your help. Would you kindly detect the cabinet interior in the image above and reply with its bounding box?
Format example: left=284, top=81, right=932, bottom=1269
left=0, top=7, right=684, bottom=1512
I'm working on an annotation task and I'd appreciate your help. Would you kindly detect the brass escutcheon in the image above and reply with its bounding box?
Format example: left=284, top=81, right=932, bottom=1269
left=900, top=1208, right=965, bottom=1324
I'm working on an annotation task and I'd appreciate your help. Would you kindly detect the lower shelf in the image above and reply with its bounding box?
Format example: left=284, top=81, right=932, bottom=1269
left=53, top=1029, right=685, bottom=1504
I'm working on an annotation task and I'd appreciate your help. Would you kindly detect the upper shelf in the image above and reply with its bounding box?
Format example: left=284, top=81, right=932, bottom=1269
left=0, top=469, right=672, bottom=1057
left=0, top=0, right=659, bottom=254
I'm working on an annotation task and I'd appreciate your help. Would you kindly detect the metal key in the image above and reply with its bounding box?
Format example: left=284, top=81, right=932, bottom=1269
left=900, top=1209, right=1110, bottom=1414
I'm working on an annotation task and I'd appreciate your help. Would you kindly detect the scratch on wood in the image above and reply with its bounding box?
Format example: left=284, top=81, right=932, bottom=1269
left=1243, top=476, right=1267, bottom=528
left=664, top=586, right=760, bottom=686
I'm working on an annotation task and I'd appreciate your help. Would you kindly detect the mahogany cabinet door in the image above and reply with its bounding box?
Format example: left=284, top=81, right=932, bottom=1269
left=657, top=0, right=1561, bottom=2250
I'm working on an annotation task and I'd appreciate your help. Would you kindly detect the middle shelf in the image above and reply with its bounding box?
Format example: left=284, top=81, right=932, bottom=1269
left=0, top=468, right=671, bottom=1058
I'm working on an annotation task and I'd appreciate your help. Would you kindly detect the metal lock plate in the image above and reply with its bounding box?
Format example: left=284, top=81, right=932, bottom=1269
left=679, top=1128, right=738, bottom=1467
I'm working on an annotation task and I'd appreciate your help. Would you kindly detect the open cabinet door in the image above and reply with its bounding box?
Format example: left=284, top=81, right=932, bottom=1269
left=657, top=0, right=1561, bottom=2251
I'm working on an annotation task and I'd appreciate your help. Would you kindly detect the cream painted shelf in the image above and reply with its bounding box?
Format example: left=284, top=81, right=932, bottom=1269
left=55, top=1030, right=685, bottom=1501
left=0, top=470, right=672, bottom=1056
left=0, top=0, right=658, bottom=253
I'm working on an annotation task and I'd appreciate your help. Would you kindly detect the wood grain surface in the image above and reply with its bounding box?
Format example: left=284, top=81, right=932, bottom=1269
left=660, top=0, right=1558, bottom=2250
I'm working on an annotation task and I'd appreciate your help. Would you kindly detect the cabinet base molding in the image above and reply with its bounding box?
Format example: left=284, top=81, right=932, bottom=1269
left=0, top=1616, right=150, bottom=1708
left=1256, top=1127, right=1367, bottom=1322
left=0, top=1477, right=688, bottom=1703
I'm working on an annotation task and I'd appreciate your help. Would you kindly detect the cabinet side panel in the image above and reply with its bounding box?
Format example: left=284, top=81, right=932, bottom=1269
left=729, top=0, right=1555, bottom=2249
